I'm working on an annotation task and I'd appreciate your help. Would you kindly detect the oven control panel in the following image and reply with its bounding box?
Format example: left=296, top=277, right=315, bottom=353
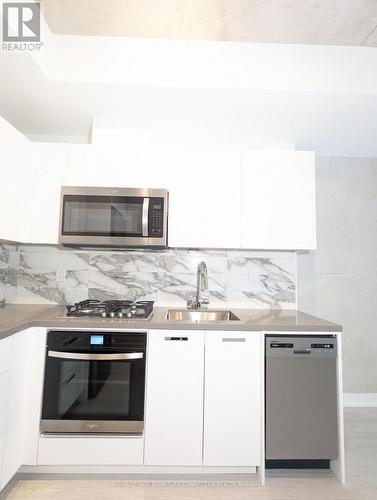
left=46, top=330, right=147, bottom=351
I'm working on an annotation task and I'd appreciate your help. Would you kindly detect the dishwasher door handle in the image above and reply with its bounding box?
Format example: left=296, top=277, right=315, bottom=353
left=293, top=349, right=311, bottom=355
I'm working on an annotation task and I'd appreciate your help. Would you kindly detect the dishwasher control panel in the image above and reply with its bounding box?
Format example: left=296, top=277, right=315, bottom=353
left=266, top=336, right=337, bottom=358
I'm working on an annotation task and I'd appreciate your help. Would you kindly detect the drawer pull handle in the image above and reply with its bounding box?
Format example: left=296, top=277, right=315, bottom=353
left=222, top=338, right=245, bottom=343
left=164, top=337, right=188, bottom=341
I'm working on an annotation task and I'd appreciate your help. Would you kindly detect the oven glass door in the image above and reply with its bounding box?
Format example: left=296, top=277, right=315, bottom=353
left=41, top=351, right=145, bottom=432
left=62, top=195, right=147, bottom=237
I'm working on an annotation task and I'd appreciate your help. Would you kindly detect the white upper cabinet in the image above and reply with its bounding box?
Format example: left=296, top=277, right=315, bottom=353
left=0, top=117, right=35, bottom=243
left=67, top=144, right=131, bottom=186
left=66, top=145, right=242, bottom=249
left=203, top=331, right=262, bottom=467
left=0, top=119, right=67, bottom=245
left=66, top=145, right=315, bottom=250
left=241, top=150, right=316, bottom=250
left=0, top=116, right=316, bottom=251
left=67, top=144, right=160, bottom=188
left=164, top=148, right=242, bottom=249
left=31, top=144, right=68, bottom=244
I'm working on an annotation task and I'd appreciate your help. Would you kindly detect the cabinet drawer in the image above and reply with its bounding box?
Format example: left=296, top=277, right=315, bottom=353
left=38, top=436, right=144, bottom=465
left=0, top=372, right=10, bottom=433
left=0, top=337, right=12, bottom=375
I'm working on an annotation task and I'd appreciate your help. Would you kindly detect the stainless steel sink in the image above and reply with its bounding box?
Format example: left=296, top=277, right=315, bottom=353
left=165, top=309, right=240, bottom=322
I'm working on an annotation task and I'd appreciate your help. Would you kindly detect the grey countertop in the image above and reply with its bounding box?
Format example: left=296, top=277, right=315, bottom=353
left=0, top=304, right=342, bottom=341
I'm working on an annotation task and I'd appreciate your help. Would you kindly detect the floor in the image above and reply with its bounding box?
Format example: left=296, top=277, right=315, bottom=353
left=1, top=408, right=376, bottom=500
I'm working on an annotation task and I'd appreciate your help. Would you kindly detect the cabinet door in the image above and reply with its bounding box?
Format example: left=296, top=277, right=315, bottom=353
left=67, top=144, right=152, bottom=188
left=0, top=337, right=12, bottom=491
left=67, top=144, right=137, bottom=187
left=167, top=148, right=241, bottom=248
left=144, top=331, right=204, bottom=465
left=0, top=371, right=10, bottom=492
left=241, top=150, right=316, bottom=249
left=203, top=331, right=262, bottom=466
left=31, top=144, right=68, bottom=244
left=0, top=118, right=35, bottom=243
left=21, top=328, right=47, bottom=465
left=1, top=333, right=24, bottom=487
left=1, top=328, right=46, bottom=487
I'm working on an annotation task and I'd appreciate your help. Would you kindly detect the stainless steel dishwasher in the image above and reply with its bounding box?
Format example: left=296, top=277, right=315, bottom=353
left=265, top=336, right=338, bottom=468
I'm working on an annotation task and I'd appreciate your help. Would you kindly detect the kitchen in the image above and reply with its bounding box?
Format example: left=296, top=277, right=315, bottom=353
left=0, top=1, right=376, bottom=499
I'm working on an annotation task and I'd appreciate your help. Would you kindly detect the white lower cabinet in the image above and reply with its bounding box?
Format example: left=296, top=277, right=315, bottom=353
left=0, top=336, right=12, bottom=491
left=1, top=333, right=19, bottom=488
left=21, top=329, right=49, bottom=465
left=203, top=332, right=262, bottom=466
left=144, top=331, right=205, bottom=466
left=0, top=371, right=10, bottom=490
left=1, top=326, right=263, bottom=485
left=0, top=328, right=46, bottom=491
left=144, top=329, right=263, bottom=468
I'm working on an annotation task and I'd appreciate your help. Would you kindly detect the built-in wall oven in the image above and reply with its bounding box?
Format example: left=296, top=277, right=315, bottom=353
left=41, top=330, right=147, bottom=434
left=59, top=186, right=168, bottom=247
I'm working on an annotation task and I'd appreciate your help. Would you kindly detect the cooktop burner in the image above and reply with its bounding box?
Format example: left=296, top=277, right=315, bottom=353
left=66, top=299, right=154, bottom=319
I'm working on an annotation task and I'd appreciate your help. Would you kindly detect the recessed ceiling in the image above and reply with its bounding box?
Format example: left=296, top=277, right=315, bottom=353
left=40, top=0, right=377, bottom=46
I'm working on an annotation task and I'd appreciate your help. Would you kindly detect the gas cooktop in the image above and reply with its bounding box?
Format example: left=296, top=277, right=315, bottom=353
left=64, top=299, right=154, bottom=320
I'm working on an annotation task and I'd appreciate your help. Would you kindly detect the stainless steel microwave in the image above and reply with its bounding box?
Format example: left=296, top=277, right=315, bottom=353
left=59, top=186, right=168, bottom=247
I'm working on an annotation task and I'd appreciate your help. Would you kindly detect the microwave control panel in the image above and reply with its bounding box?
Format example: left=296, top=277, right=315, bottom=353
left=149, top=198, right=164, bottom=237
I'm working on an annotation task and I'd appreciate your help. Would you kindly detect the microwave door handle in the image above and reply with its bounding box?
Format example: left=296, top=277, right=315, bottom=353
left=142, top=198, right=149, bottom=237
left=48, top=351, right=144, bottom=361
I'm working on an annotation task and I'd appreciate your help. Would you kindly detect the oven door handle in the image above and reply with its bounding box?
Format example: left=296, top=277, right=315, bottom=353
left=142, top=198, right=149, bottom=237
left=48, top=351, right=144, bottom=361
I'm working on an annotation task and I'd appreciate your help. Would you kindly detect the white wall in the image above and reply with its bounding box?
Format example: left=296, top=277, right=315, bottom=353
left=91, top=116, right=296, bottom=150
left=297, top=157, right=377, bottom=393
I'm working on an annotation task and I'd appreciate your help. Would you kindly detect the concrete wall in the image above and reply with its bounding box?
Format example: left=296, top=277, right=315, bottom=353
left=297, top=157, right=377, bottom=393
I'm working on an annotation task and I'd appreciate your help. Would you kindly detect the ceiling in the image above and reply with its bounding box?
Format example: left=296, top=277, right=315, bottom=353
left=40, top=0, right=377, bottom=46
left=2, top=2, right=377, bottom=156
left=2, top=46, right=377, bottom=157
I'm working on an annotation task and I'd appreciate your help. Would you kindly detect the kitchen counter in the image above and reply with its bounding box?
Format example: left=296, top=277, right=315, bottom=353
left=0, top=304, right=342, bottom=340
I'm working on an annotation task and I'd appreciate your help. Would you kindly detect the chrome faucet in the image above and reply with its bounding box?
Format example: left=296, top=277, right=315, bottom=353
left=187, top=261, right=209, bottom=310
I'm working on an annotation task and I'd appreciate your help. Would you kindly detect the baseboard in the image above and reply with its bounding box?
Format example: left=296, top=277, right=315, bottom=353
left=343, top=393, right=377, bottom=407
left=19, top=465, right=257, bottom=475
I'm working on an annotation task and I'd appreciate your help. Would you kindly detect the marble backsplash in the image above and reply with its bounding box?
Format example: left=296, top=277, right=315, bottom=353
left=0, top=243, right=296, bottom=309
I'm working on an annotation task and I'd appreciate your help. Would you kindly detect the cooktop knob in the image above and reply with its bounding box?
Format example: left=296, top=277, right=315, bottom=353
left=118, top=312, right=123, bottom=318
left=101, top=312, right=107, bottom=318
left=109, top=312, right=115, bottom=318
